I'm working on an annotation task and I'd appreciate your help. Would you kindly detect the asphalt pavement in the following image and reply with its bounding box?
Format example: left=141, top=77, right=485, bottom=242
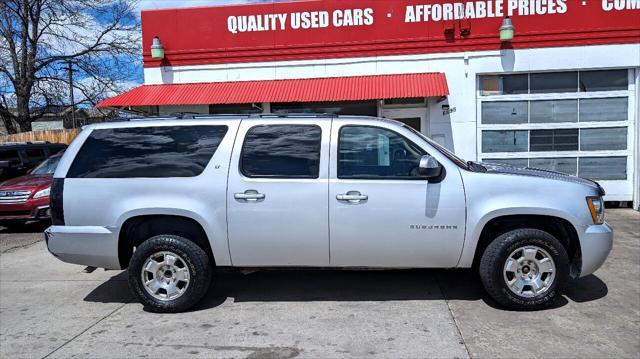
left=0, top=209, right=638, bottom=358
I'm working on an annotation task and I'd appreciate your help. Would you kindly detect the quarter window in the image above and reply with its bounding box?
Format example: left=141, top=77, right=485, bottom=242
left=67, top=126, right=228, bottom=178
left=240, top=125, right=322, bottom=179
left=338, top=126, right=426, bottom=180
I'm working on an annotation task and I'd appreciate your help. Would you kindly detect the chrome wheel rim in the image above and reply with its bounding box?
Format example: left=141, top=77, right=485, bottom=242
left=503, top=246, right=556, bottom=298
left=141, top=251, right=190, bottom=301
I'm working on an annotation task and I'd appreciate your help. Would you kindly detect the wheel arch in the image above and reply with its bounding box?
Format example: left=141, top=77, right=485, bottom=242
left=470, top=214, right=582, bottom=277
left=118, top=214, right=215, bottom=269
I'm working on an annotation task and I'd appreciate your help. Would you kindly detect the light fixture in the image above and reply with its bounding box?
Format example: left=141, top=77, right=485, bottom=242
left=150, top=36, right=165, bottom=59
left=499, top=17, right=515, bottom=42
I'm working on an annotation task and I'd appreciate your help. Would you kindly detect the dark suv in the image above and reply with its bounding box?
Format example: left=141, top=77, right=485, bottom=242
left=0, top=142, right=66, bottom=181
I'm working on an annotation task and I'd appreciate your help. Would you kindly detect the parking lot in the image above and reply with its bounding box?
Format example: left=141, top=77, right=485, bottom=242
left=0, top=209, right=638, bottom=359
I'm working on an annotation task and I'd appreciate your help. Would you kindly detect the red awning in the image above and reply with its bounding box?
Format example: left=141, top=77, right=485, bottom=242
left=97, top=73, right=448, bottom=108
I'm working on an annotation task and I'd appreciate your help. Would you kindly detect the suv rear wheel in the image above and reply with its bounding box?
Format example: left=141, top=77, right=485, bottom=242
left=128, top=235, right=212, bottom=313
left=479, top=228, right=569, bottom=310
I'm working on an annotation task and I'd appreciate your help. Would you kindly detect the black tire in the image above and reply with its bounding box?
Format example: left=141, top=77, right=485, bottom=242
left=128, top=235, right=212, bottom=313
left=479, top=228, right=570, bottom=310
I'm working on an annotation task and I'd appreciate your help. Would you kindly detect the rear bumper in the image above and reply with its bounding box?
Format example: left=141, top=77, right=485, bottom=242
left=578, top=222, right=614, bottom=277
left=45, top=225, right=121, bottom=269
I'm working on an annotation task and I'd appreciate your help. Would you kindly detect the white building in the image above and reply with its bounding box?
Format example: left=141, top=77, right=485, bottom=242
left=99, top=0, right=640, bottom=208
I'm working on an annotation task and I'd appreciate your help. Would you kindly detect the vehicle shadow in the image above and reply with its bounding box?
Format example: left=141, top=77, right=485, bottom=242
left=84, top=269, right=608, bottom=312
left=0, top=220, right=50, bottom=233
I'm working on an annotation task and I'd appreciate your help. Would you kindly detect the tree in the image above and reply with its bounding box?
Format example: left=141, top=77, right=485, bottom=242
left=0, top=0, right=140, bottom=134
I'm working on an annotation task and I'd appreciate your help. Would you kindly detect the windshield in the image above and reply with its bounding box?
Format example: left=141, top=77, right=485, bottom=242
left=402, top=125, right=469, bottom=170
left=31, top=156, right=61, bottom=175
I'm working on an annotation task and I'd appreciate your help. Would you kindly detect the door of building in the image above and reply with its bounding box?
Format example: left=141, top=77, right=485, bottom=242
left=382, top=106, right=428, bottom=134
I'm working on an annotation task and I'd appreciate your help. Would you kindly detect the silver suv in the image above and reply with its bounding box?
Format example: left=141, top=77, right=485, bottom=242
left=45, top=115, right=613, bottom=312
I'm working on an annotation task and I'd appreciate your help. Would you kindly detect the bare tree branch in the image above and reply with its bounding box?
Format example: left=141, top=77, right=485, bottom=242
left=0, top=0, right=140, bottom=133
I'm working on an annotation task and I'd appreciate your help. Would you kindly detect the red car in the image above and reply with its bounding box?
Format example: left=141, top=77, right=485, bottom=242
left=0, top=152, right=62, bottom=225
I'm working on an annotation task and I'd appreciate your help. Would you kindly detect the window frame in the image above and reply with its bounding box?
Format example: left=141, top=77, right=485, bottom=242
left=239, top=124, right=323, bottom=180
left=336, top=125, right=429, bottom=181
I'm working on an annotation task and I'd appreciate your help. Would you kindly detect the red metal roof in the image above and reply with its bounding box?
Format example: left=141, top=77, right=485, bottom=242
left=97, top=73, right=448, bottom=108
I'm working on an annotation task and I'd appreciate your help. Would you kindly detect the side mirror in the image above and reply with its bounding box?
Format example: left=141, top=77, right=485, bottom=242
left=419, top=155, right=444, bottom=181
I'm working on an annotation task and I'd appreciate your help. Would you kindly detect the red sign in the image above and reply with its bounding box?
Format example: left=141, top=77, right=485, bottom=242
left=141, top=0, right=640, bottom=67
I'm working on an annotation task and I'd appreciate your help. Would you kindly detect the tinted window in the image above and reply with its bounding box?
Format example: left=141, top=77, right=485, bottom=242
left=31, top=156, right=61, bottom=175
left=241, top=125, right=321, bottom=178
left=530, top=72, right=578, bottom=93
left=67, top=126, right=227, bottom=178
left=0, top=150, right=20, bottom=163
left=580, top=70, right=628, bottom=92
left=338, top=126, right=426, bottom=179
left=530, top=129, right=578, bottom=152
left=25, top=149, right=46, bottom=158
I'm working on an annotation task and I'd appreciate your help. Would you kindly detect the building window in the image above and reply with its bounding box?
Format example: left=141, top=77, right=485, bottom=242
left=210, top=103, right=262, bottom=114
left=579, top=70, right=628, bottom=92
left=482, top=130, right=528, bottom=153
left=578, top=157, right=627, bottom=180
left=530, top=72, right=578, bottom=93
left=580, top=127, right=627, bottom=151
left=271, top=101, right=377, bottom=116
left=481, top=101, right=528, bottom=124
left=579, top=98, right=628, bottom=122
left=480, top=74, right=528, bottom=95
left=530, top=129, right=579, bottom=152
left=530, top=100, right=578, bottom=123
left=478, top=69, right=632, bottom=182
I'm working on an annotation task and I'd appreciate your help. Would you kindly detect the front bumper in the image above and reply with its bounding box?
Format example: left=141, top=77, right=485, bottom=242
left=579, top=222, right=614, bottom=277
left=0, top=202, right=51, bottom=220
left=45, top=225, right=121, bottom=269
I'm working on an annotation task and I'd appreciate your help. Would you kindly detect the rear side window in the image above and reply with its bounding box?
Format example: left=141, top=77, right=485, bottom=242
left=0, top=150, right=20, bottom=164
left=241, top=125, right=321, bottom=178
left=67, top=125, right=228, bottom=178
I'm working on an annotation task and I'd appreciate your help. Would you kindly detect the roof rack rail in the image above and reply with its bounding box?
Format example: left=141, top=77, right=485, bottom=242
left=124, top=112, right=340, bottom=121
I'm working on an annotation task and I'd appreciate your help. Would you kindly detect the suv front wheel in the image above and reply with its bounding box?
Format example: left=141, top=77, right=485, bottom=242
left=128, top=235, right=212, bottom=313
left=479, top=228, right=570, bottom=310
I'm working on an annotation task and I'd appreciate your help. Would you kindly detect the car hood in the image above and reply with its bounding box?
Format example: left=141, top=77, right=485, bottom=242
left=0, top=174, right=52, bottom=191
left=477, top=163, right=605, bottom=195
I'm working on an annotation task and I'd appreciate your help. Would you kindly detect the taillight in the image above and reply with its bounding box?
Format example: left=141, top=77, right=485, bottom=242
left=50, top=178, right=65, bottom=225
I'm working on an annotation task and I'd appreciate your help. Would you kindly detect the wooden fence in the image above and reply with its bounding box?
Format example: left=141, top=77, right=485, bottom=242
left=0, top=129, right=81, bottom=145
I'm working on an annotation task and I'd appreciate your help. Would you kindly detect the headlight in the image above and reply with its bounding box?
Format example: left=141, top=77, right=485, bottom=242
left=586, top=196, right=605, bottom=224
left=33, top=187, right=50, bottom=199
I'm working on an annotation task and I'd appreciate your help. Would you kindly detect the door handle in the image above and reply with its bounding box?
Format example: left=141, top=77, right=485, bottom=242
left=234, top=190, right=265, bottom=201
left=336, top=191, right=368, bottom=203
